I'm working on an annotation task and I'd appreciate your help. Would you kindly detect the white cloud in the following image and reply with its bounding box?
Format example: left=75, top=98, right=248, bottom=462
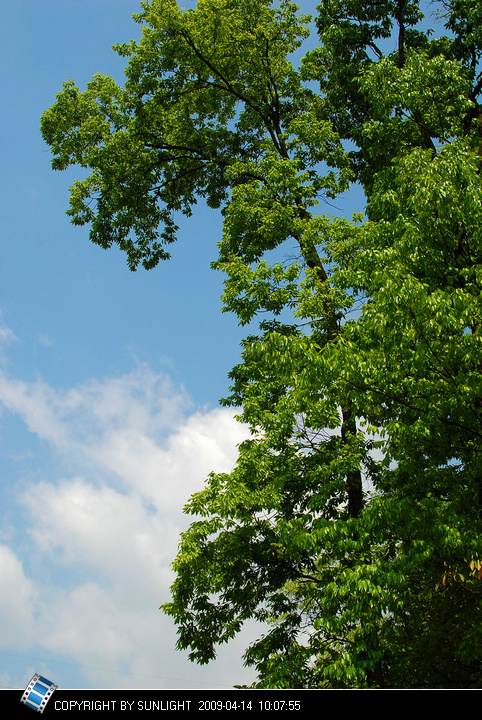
left=0, top=314, right=17, bottom=347
left=0, top=365, right=189, bottom=458
left=0, top=360, right=256, bottom=689
left=0, top=315, right=18, bottom=367
left=0, top=546, right=37, bottom=648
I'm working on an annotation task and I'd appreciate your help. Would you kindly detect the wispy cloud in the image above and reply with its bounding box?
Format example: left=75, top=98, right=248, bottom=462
left=0, top=315, right=18, bottom=366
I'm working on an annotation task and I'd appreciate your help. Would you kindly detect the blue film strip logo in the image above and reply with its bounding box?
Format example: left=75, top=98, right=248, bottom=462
left=21, top=674, right=58, bottom=713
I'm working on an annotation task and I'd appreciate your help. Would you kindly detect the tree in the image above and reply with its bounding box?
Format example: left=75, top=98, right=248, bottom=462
left=41, top=0, right=482, bottom=688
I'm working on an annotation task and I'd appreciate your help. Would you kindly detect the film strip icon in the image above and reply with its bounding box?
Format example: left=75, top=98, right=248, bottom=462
left=21, top=674, right=58, bottom=713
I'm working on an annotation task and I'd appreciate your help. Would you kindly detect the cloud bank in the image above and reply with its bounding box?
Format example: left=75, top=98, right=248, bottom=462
left=0, top=350, right=256, bottom=689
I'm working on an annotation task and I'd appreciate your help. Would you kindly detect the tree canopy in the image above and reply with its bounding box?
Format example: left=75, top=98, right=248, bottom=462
left=41, top=0, right=482, bottom=688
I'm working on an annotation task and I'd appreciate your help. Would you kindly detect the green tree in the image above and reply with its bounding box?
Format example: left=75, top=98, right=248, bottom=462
left=41, top=0, right=482, bottom=687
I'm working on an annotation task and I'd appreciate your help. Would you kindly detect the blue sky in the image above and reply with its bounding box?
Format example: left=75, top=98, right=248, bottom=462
left=0, top=0, right=268, bottom=690
left=0, top=0, right=438, bottom=691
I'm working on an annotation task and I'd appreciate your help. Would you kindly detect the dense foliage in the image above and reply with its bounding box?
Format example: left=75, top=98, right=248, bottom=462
left=41, top=0, right=482, bottom=687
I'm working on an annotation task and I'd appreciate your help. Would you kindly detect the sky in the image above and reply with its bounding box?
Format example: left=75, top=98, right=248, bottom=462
left=0, top=0, right=439, bottom=692
left=0, top=0, right=311, bottom=691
